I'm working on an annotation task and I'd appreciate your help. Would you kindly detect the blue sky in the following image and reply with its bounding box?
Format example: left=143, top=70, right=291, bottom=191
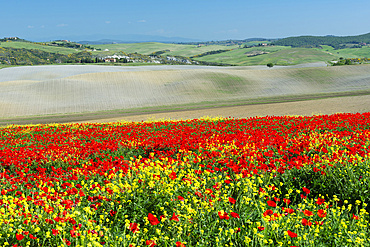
left=1, top=0, right=369, bottom=41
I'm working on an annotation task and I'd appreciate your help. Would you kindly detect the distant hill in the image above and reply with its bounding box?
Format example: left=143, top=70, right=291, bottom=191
left=76, top=34, right=202, bottom=44
left=272, top=33, right=370, bottom=49
left=0, top=47, right=93, bottom=65
left=179, top=38, right=276, bottom=46
left=79, top=37, right=202, bottom=44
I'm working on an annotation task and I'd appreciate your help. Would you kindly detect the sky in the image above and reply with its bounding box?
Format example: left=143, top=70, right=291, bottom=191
left=1, top=0, right=369, bottom=42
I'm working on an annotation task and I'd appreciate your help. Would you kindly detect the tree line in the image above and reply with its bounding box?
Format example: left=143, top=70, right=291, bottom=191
left=272, top=33, right=370, bottom=49
left=0, top=47, right=95, bottom=65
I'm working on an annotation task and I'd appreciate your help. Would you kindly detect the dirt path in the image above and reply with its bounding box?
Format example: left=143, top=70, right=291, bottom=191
left=78, top=94, right=370, bottom=123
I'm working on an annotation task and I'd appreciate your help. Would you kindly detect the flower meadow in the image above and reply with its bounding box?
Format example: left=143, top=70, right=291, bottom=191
left=0, top=113, right=370, bottom=247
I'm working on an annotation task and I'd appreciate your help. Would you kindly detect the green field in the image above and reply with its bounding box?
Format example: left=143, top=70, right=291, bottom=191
left=319, top=45, right=370, bottom=58
left=93, top=42, right=239, bottom=56
left=0, top=40, right=81, bottom=54
left=2, top=39, right=370, bottom=66
left=194, top=47, right=336, bottom=65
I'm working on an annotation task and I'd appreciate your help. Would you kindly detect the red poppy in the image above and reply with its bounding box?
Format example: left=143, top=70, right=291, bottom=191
left=267, top=200, right=277, bottom=207
left=52, top=229, right=59, bottom=236
left=228, top=197, right=236, bottom=204
left=263, top=209, right=273, bottom=216
left=302, top=218, right=312, bottom=226
left=16, top=233, right=24, bottom=241
left=45, top=219, right=54, bottom=224
left=218, top=211, right=229, bottom=220
left=63, top=239, right=71, bottom=246
left=317, top=209, right=327, bottom=218
left=283, top=198, right=291, bottom=205
left=130, top=223, right=139, bottom=233
left=178, top=196, right=184, bottom=201
left=176, top=242, right=186, bottom=247
left=194, top=191, right=203, bottom=198
left=146, top=240, right=156, bottom=246
left=230, top=212, right=240, bottom=218
left=169, top=171, right=177, bottom=180
left=283, top=208, right=295, bottom=214
left=352, top=214, right=359, bottom=220
left=170, top=213, right=179, bottom=222
left=148, top=213, right=160, bottom=225
left=316, top=198, right=325, bottom=205
left=287, top=230, right=297, bottom=238
left=304, top=210, right=313, bottom=217
left=258, top=226, right=265, bottom=231
left=29, top=234, right=37, bottom=240
left=302, top=187, right=311, bottom=195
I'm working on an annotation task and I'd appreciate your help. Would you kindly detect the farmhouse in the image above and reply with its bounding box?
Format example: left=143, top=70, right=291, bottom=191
left=104, top=58, right=116, bottom=63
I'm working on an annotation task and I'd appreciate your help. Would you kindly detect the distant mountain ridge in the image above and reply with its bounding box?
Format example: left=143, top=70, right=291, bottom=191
left=78, top=35, right=202, bottom=44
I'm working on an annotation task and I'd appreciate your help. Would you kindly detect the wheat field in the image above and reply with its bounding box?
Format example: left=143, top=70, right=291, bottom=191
left=0, top=64, right=369, bottom=119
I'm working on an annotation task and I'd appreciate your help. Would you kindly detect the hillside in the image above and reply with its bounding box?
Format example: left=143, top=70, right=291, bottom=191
left=193, top=47, right=336, bottom=66
left=273, top=32, right=370, bottom=48
left=0, top=39, right=88, bottom=54
left=1, top=64, right=369, bottom=119
left=1, top=35, right=370, bottom=67
left=0, top=47, right=94, bottom=65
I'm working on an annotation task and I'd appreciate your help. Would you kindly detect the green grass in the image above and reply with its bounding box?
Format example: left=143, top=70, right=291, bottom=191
left=93, top=42, right=239, bottom=57
left=201, top=72, right=250, bottom=93
left=318, top=45, right=370, bottom=59
left=195, top=47, right=336, bottom=65
left=0, top=40, right=81, bottom=55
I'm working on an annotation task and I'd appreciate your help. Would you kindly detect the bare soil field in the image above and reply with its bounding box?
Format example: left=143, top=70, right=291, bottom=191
left=91, top=94, right=369, bottom=123
left=0, top=64, right=369, bottom=125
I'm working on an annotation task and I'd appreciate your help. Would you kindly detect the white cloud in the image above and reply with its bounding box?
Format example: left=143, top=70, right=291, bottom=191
left=27, top=25, right=34, bottom=28
left=105, top=21, right=111, bottom=24
left=137, top=20, right=146, bottom=23
left=57, top=24, right=68, bottom=27
left=40, top=25, right=45, bottom=28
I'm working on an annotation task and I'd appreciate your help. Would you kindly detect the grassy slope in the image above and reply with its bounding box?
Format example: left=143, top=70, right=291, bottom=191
left=93, top=42, right=239, bottom=56
left=319, top=45, right=370, bottom=58
left=194, top=47, right=336, bottom=65
left=2, top=40, right=369, bottom=66
left=0, top=41, right=81, bottom=55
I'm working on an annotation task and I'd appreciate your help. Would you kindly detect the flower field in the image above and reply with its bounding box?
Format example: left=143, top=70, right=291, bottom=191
left=0, top=113, right=369, bottom=247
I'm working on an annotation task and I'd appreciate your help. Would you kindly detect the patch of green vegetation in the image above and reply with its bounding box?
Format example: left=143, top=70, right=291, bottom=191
left=0, top=47, right=94, bottom=65
left=0, top=40, right=80, bottom=55
left=195, top=47, right=335, bottom=66
left=333, top=47, right=370, bottom=58
left=200, top=72, right=249, bottom=93
left=93, top=42, right=239, bottom=57
left=272, top=32, right=370, bottom=49
left=286, top=67, right=336, bottom=84
left=243, top=40, right=271, bottom=46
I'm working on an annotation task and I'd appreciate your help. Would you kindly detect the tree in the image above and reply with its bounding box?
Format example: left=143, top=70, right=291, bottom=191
left=267, top=63, right=274, bottom=68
